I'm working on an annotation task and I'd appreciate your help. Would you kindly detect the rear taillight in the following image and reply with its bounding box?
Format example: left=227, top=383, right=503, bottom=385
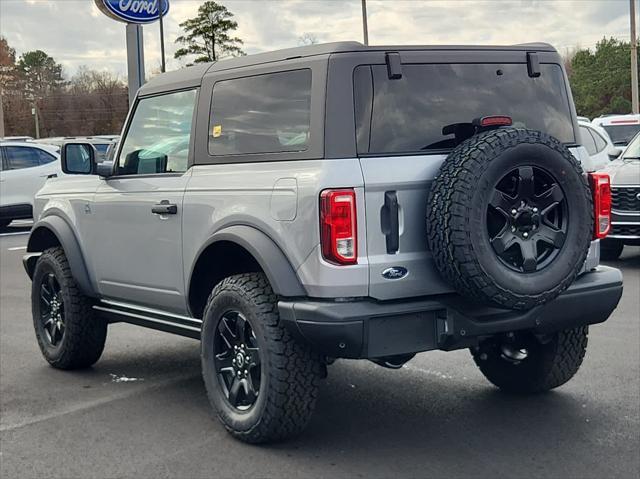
left=588, top=173, right=611, bottom=239
left=320, top=189, right=357, bottom=265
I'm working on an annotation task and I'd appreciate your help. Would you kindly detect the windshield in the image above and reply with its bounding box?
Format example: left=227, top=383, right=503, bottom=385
left=603, top=125, right=640, bottom=146
left=621, top=133, right=640, bottom=159
left=354, top=63, right=575, bottom=155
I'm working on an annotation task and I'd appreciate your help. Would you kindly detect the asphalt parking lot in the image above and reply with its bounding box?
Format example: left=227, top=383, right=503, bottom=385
left=0, top=223, right=638, bottom=479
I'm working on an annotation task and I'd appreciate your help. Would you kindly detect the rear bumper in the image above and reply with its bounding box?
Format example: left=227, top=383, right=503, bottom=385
left=279, top=266, right=623, bottom=359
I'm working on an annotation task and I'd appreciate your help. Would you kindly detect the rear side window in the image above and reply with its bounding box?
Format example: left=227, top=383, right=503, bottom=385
left=208, top=69, right=312, bottom=156
left=591, top=129, right=608, bottom=152
left=580, top=126, right=598, bottom=155
left=354, top=63, right=576, bottom=155
left=37, top=149, right=56, bottom=164
left=3, top=146, right=42, bottom=170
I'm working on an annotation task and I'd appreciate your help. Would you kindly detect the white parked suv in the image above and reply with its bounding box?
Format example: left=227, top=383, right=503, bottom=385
left=578, top=119, right=618, bottom=170
left=0, top=141, right=61, bottom=228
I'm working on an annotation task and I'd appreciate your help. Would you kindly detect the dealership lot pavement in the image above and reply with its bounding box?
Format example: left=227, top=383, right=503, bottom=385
left=1, top=224, right=638, bottom=479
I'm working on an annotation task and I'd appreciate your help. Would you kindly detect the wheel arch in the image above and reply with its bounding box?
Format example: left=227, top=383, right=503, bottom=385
left=187, top=225, right=306, bottom=318
left=26, top=216, right=97, bottom=297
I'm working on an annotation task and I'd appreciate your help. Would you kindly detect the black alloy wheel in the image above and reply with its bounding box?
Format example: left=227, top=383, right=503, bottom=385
left=214, top=310, right=262, bottom=411
left=487, top=166, right=568, bottom=273
left=39, top=272, right=65, bottom=347
left=427, top=128, right=592, bottom=310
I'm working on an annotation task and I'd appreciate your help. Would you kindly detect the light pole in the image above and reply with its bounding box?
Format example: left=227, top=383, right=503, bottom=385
left=631, top=0, right=638, bottom=114
left=159, top=0, right=166, bottom=73
left=361, top=0, right=369, bottom=46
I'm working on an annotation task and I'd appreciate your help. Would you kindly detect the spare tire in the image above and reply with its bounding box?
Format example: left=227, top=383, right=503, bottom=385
left=427, top=128, right=592, bottom=310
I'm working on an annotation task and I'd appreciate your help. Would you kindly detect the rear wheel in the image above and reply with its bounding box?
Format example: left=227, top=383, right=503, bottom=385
left=600, top=239, right=623, bottom=261
left=201, top=273, right=324, bottom=443
left=471, top=327, right=588, bottom=393
left=32, top=247, right=107, bottom=369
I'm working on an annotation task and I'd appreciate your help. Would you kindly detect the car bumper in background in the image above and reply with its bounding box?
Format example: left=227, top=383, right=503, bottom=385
left=279, top=266, right=623, bottom=359
left=609, top=210, right=640, bottom=243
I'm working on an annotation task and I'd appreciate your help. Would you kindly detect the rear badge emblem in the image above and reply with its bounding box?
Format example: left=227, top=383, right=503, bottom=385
left=382, top=266, right=408, bottom=280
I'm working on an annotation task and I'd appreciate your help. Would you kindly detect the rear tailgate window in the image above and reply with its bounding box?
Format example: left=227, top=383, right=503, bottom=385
left=354, top=63, right=576, bottom=155
left=602, top=124, right=640, bottom=145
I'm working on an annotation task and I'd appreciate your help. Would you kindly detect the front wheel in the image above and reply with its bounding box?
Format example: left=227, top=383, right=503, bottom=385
left=471, top=327, right=588, bottom=394
left=32, top=247, right=107, bottom=369
left=201, top=273, right=324, bottom=443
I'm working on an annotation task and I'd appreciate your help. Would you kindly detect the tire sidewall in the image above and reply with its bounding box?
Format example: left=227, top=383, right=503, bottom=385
left=201, top=286, right=270, bottom=433
left=467, top=140, right=592, bottom=295
left=32, top=253, right=71, bottom=361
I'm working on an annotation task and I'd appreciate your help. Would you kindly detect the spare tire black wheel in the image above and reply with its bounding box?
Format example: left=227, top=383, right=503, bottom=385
left=427, top=128, right=593, bottom=310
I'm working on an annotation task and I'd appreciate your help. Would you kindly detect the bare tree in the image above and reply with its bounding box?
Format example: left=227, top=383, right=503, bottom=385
left=298, top=33, right=319, bottom=46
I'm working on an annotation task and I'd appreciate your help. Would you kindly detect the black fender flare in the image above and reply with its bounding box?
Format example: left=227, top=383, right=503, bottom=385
left=189, top=225, right=306, bottom=298
left=26, top=216, right=97, bottom=297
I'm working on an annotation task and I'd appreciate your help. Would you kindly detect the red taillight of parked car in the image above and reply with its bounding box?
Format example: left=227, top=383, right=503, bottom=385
left=320, top=189, right=357, bottom=265
left=589, top=172, right=612, bottom=239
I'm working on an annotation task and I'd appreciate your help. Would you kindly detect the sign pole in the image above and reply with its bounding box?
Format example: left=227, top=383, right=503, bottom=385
left=125, top=23, right=146, bottom=106
left=159, top=0, right=166, bottom=73
left=0, top=92, right=5, bottom=138
left=361, top=0, right=369, bottom=46
left=631, top=0, right=639, bottom=114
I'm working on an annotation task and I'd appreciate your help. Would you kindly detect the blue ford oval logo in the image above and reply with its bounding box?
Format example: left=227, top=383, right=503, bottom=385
left=97, top=0, right=169, bottom=24
left=382, top=267, right=408, bottom=280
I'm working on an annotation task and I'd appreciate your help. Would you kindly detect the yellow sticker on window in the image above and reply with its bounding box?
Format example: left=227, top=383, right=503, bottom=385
left=212, top=125, right=222, bottom=138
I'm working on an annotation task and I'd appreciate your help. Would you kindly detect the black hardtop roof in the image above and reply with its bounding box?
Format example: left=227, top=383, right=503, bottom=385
left=139, top=41, right=557, bottom=96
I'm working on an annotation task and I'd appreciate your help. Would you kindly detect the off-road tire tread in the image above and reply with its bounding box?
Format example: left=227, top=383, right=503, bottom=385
left=471, top=326, right=588, bottom=393
left=427, top=128, right=592, bottom=310
left=33, top=247, right=107, bottom=369
left=203, top=273, right=323, bottom=443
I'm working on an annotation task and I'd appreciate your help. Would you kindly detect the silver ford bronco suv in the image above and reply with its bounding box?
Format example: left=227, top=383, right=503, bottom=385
left=24, top=42, right=623, bottom=443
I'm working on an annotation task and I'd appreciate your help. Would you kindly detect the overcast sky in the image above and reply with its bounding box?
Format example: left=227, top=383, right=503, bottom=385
left=0, top=0, right=635, bottom=79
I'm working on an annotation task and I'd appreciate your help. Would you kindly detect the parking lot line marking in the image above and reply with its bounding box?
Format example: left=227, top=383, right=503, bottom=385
left=0, top=373, right=198, bottom=432
left=8, top=246, right=27, bottom=251
left=0, top=231, right=30, bottom=237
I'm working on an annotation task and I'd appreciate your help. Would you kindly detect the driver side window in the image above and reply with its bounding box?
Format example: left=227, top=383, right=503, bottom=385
left=117, top=89, right=197, bottom=175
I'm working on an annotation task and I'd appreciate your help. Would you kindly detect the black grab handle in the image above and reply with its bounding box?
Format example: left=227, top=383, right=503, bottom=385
left=380, top=191, right=400, bottom=254
left=151, top=200, right=177, bottom=215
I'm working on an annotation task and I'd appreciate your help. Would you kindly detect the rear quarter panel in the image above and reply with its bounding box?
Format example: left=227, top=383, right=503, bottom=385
left=183, top=158, right=369, bottom=298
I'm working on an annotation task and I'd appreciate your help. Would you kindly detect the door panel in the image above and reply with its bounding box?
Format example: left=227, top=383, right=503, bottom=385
left=88, top=174, right=191, bottom=313
left=85, top=88, right=198, bottom=313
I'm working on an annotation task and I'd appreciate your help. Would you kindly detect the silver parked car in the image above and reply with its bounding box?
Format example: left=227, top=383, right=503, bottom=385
left=600, top=132, right=640, bottom=259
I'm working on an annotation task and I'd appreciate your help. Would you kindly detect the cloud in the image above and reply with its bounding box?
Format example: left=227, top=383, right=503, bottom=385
left=0, top=0, right=633, bottom=78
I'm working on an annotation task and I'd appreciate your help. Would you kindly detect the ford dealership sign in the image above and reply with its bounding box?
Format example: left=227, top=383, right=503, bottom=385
left=95, top=0, right=169, bottom=24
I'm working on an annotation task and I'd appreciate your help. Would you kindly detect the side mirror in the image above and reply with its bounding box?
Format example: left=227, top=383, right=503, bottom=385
left=607, top=147, right=622, bottom=160
left=61, top=143, right=96, bottom=175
